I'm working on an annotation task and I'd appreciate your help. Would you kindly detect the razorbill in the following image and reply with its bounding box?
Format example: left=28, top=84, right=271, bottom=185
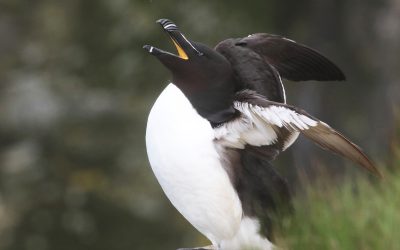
left=143, top=19, right=381, bottom=250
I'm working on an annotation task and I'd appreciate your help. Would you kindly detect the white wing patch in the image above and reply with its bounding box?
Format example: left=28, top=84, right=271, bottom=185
left=216, top=93, right=382, bottom=177
left=214, top=101, right=318, bottom=149
left=283, top=37, right=296, bottom=43
left=277, top=73, right=287, bottom=103
left=249, top=104, right=318, bottom=129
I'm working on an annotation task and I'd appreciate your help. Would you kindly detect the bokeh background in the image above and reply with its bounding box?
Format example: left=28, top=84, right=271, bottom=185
left=0, top=0, right=399, bottom=250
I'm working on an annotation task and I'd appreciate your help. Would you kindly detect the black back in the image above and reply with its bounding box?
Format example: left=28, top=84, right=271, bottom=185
left=216, top=38, right=286, bottom=103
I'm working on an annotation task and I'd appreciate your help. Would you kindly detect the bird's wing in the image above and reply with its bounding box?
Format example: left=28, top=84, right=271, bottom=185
left=236, top=33, right=346, bottom=81
left=215, top=38, right=286, bottom=103
left=220, top=90, right=381, bottom=177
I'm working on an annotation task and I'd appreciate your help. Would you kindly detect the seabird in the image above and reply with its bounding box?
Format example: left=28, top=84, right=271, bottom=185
left=144, top=19, right=381, bottom=250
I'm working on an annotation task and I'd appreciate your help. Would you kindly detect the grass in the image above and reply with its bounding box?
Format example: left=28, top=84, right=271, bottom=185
left=274, top=164, right=400, bottom=250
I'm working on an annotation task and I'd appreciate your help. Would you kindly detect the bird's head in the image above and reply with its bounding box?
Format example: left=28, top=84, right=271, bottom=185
left=144, top=19, right=237, bottom=125
left=143, top=19, right=233, bottom=92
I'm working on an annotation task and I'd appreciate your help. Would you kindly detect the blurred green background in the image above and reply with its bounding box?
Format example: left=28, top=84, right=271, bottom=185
left=0, top=0, right=399, bottom=250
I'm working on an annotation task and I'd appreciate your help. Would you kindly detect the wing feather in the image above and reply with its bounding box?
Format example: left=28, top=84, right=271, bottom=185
left=234, top=90, right=382, bottom=178
left=237, top=33, right=346, bottom=81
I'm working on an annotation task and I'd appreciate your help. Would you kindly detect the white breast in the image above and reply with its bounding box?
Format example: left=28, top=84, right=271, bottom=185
left=145, top=84, right=242, bottom=245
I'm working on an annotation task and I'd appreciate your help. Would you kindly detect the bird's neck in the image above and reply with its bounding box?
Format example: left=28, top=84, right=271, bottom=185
left=173, top=76, right=238, bottom=126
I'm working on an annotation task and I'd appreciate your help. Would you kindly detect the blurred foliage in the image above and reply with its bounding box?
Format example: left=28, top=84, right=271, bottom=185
left=274, top=151, right=400, bottom=250
left=274, top=115, right=400, bottom=249
left=0, top=0, right=399, bottom=249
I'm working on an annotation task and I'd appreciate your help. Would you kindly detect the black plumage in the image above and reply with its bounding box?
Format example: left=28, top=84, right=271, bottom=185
left=232, top=33, right=346, bottom=81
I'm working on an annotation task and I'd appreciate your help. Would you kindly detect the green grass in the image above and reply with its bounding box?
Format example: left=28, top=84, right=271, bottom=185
left=274, top=166, right=400, bottom=250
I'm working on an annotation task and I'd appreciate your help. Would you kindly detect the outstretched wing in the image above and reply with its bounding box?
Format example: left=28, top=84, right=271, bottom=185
left=219, top=90, right=381, bottom=177
left=236, top=33, right=346, bottom=81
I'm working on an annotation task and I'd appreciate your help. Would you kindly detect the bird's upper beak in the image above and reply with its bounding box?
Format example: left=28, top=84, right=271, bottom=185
left=143, top=19, right=202, bottom=61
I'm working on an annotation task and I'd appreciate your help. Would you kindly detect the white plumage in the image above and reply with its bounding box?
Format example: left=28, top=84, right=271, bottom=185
left=146, top=84, right=242, bottom=245
left=146, top=84, right=275, bottom=250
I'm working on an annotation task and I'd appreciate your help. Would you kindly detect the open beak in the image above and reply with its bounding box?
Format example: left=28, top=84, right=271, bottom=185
left=143, top=19, right=202, bottom=61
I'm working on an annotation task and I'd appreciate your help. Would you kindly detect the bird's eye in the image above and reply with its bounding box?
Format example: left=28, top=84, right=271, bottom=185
left=235, top=41, right=247, bottom=46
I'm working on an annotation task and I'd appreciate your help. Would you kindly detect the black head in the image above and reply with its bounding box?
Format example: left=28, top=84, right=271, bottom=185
left=144, top=19, right=237, bottom=125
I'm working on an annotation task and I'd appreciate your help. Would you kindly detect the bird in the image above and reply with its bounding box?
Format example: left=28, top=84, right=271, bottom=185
left=143, top=19, right=382, bottom=250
